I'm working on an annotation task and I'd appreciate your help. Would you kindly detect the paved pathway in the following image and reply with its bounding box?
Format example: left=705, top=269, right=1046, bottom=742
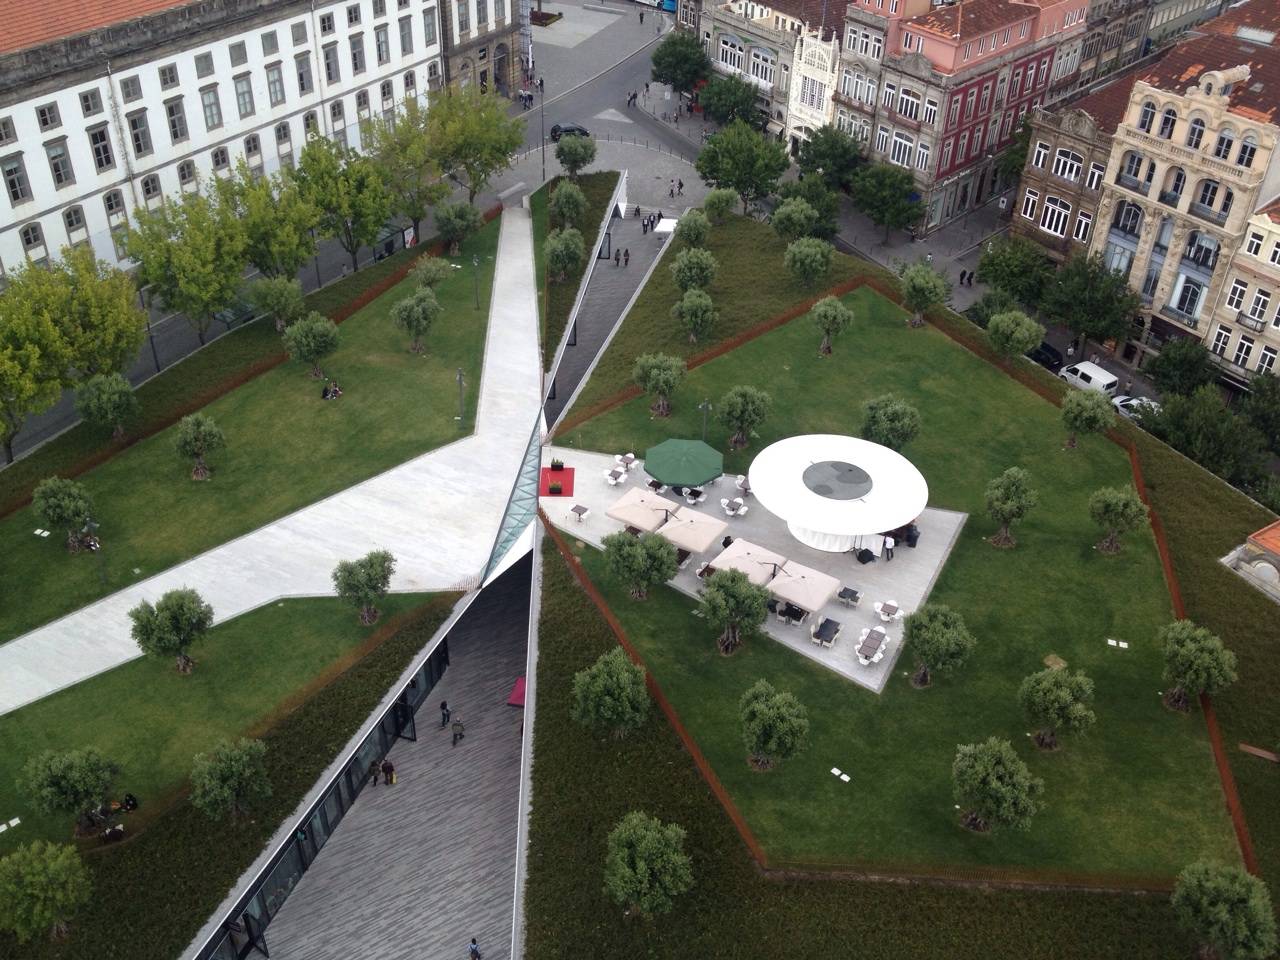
left=263, top=558, right=530, bottom=960
left=0, top=206, right=541, bottom=716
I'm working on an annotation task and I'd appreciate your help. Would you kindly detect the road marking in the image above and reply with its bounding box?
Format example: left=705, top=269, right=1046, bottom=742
left=593, top=108, right=633, bottom=124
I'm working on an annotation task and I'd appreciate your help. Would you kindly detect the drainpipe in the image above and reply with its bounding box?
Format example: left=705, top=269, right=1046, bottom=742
left=103, top=59, right=141, bottom=208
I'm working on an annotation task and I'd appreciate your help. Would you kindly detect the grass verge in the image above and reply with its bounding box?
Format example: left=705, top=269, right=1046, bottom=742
left=0, top=592, right=458, bottom=960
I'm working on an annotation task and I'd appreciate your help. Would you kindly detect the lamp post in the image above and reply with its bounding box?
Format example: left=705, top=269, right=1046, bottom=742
left=539, top=76, right=546, bottom=183
left=472, top=255, right=480, bottom=309
left=697, top=398, right=713, bottom=442
left=455, top=367, right=466, bottom=421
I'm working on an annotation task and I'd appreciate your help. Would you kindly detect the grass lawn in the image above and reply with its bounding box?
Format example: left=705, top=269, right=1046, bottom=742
left=0, top=592, right=432, bottom=856
left=564, top=212, right=890, bottom=417
left=2, top=594, right=458, bottom=960
left=558, top=286, right=1236, bottom=877
left=526, top=536, right=1194, bottom=959
left=532, top=171, right=620, bottom=369
left=0, top=218, right=499, bottom=645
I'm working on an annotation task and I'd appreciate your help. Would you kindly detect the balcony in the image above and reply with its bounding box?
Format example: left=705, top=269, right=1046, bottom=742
left=1189, top=201, right=1228, bottom=226
left=1110, top=222, right=1140, bottom=240
left=1180, top=251, right=1218, bottom=273
left=1139, top=291, right=1154, bottom=306
left=1159, top=303, right=1200, bottom=330
left=1158, top=190, right=1182, bottom=208
left=1115, top=171, right=1150, bottom=196
left=1237, top=310, right=1268, bottom=333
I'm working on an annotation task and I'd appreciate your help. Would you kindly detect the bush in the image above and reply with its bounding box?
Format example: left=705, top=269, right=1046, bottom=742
left=718, top=384, right=771, bottom=449
left=0, top=842, right=91, bottom=943
left=1018, top=668, right=1096, bottom=749
left=75, top=373, right=138, bottom=440
left=603, top=811, right=693, bottom=917
left=549, top=180, right=588, bottom=228
left=984, top=467, right=1037, bottom=548
left=671, top=247, right=718, bottom=292
left=784, top=237, right=833, bottom=287
left=674, top=209, right=711, bottom=248
left=546, top=228, right=585, bottom=282
left=332, top=550, right=397, bottom=624
left=809, top=295, right=854, bottom=356
left=389, top=286, right=443, bottom=354
left=1087, top=485, right=1147, bottom=554
left=570, top=647, right=650, bottom=738
left=738, top=678, right=809, bottom=769
left=702, top=189, right=737, bottom=224
left=964, top=287, right=1019, bottom=330
left=1060, top=390, right=1114, bottom=449
left=861, top=393, right=920, bottom=451
left=436, top=202, right=483, bottom=255
left=189, top=738, right=271, bottom=820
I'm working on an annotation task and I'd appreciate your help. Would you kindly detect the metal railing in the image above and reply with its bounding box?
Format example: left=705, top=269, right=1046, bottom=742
left=1159, top=302, right=1201, bottom=329
left=1236, top=310, right=1268, bottom=332
left=1189, top=200, right=1228, bottom=226
left=1115, top=171, right=1150, bottom=195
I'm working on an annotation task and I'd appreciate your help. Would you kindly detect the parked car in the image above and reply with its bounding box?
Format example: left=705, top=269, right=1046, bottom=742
left=1112, top=394, right=1161, bottom=420
left=1026, top=340, right=1064, bottom=373
left=1058, top=360, right=1119, bottom=397
left=549, top=123, right=589, bottom=142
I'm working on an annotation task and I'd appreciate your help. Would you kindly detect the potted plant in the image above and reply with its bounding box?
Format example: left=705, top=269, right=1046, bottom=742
left=550, top=458, right=565, bottom=472
left=548, top=481, right=563, bottom=495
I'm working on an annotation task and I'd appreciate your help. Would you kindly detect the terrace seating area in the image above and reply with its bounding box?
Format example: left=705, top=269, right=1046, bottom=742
left=542, top=446, right=967, bottom=693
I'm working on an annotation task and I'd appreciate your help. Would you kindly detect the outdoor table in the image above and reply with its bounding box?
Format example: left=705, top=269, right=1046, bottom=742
left=621, top=452, right=637, bottom=468
left=838, top=586, right=860, bottom=607
left=858, top=627, right=887, bottom=659
left=570, top=504, right=590, bottom=523
left=881, top=602, right=899, bottom=618
left=647, top=479, right=665, bottom=491
left=814, top=618, right=840, bottom=644
left=697, top=564, right=718, bottom=580
left=608, top=468, right=626, bottom=482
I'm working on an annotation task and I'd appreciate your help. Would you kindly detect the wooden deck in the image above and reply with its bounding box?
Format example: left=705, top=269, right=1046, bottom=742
left=263, top=558, right=531, bottom=960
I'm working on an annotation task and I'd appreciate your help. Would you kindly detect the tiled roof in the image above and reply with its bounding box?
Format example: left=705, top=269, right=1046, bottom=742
left=1257, top=195, right=1280, bottom=220
left=1249, top=518, right=1280, bottom=555
left=770, top=0, right=844, bottom=39
left=0, top=0, right=195, bottom=55
left=1070, top=32, right=1280, bottom=131
left=1197, top=0, right=1280, bottom=44
left=904, top=0, right=1038, bottom=42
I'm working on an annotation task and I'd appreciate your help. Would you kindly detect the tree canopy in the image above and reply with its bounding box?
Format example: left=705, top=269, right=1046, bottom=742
left=571, top=647, right=650, bottom=739
left=1172, top=861, right=1277, bottom=960
left=1145, top=336, right=1217, bottom=397
left=987, top=310, right=1045, bottom=360
left=797, top=124, right=863, bottom=191
left=1039, top=253, right=1141, bottom=345
left=426, top=87, right=524, bottom=203
left=702, top=188, right=737, bottom=224
left=633, top=354, right=686, bottom=417
left=175, top=413, right=225, bottom=481
left=904, top=603, right=975, bottom=687
left=898, top=261, right=950, bottom=327
left=75, top=372, right=138, bottom=440
left=1088, top=485, right=1147, bottom=554
left=332, top=550, right=397, bottom=624
left=190, top=738, right=272, bottom=820
left=674, top=209, right=711, bottom=248
left=953, top=737, right=1043, bottom=832
left=976, top=236, right=1051, bottom=308
left=965, top=287, right=1020, bottom=330
left=718, top=384, right=772, bottom=449
left=390, top=287, right=443, bottom=354
left=785, top=237, right=833, bottom=288
left=671, top=288, right=717, bottom=344
left=410, top=255, right=454, bottom=291
left=360, top=98, right=449, bottom=237
left=435, top=202, right=483, bottom=257
left=649, top=30, right=711, bottom=94
left=247, top=276, right=307, bottom=332
left=1146, top=385, right=1268, bottom=488
left=810, top=295, right=854, bottom=356
left=0, top=276, right=73, bottom=463
left=0, top=842, right=91, bottom=943
left=699, top=74, right=759, bottom=125
left=671, top=247, right=718, bottom=292
left=1061, top=390, right=1116, bottom=448
left=777, top=178, right=839, bottom=240
left=218, top=161, right=318, bottom=279
left=293, top=137, right=392, bottom=272
left=555, top=135, right=597, bottom=179
left=282, top=313, right=340, bottom=378
left=862, top=393, right=921, bottom=451
left=546, top=227, right=585, bottom=282
left=548, top=180, right=587, bottom=229
left=739, top=679, right=809, bottom=770
left=851, top=163, right=919, bottom=241
left=603, top=811, right=694, bottom=917
left=1240, top=371, right=1280, bottom=453
left=1161, top=619, right=1237, bottom=711
left=699, top=568, right=769, bottom=655
left=695, top=120, right=789, bottom=214
left=602, top=531, right=678, bottom=600
left=1018, top=668, right=1096, bottom=749
left=771, top=197, right=819, bottom=243
left=32, top=477, right=94, bottom=551
left=129, top=588, right=214, bottom=673
left=19, top=748, right=118, bottom=833
left=985, top=467, right=1037, bottom=548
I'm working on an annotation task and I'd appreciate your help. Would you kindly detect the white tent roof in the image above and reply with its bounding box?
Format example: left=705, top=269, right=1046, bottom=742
left=747, top=435, right=929, bottom=537
left=605, top=487, right=680, bottom=533
left=656, top=508, right=728, bottom=553
left=769, top=561, right=840, bottom=612
left=709, top=539, right=787, bottom=586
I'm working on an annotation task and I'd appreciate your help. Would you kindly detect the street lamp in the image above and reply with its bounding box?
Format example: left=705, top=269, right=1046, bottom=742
left=472, top=255, right=480, bottom=309
left=539, top=76, right=546, bottom=183
left=455, top=367, right=466, bottom=421
left=697, top=398, right=713, bottom=442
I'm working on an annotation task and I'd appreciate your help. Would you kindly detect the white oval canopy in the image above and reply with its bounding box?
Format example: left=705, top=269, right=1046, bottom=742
left=748, top=435, right=928, bottom=539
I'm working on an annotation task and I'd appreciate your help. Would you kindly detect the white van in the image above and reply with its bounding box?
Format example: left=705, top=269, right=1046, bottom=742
left=1058, top=360, right=1119, bottom=397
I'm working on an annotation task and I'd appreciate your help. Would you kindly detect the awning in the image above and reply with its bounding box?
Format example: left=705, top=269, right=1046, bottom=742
left=769, top=561, right=840, bottom=613
left=709, top=539, right=787, bottom=586
left=656, top=508, right=728, bottom=553
left=605, top=487, right=681, bottom=532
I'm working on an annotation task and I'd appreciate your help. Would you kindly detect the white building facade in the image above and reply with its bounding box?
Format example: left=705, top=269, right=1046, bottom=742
left=0, top=0, right=444, bottom=277
left=786, top=31, right=841, bottom=153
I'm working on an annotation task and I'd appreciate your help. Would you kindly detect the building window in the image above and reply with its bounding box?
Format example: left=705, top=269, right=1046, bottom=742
left=165, top=98, right=189, bottom=143
left=104, top=189, right=124, bottom=217
left=957, top=131, right=968, bottom=157
left=404, top=70, right=416, bottom=93
left=201, top=87, right=223, bottom=130
left=212, top=146, right=230, bottom=170
left=20, top=223, right=44, bottom=256
left=350, top=34, right=367, bottom=74
left=276, top=122, right=292, bottom=146
left=356, top=90, right=370, bottom=114
left=178, top=159, right=196, bottom=185
left=750, top=50, right=775, bottom=85
left=923, top=98, right=938, bottom=125
left=376, top=25, right=391, bottom=64
left=972, top=126, right=983, bottom=156
left=875, top=125, right=889, bottom=152
left=948, top=96, right=960, bottom=126
left=89, top=126, right=114, bottom=171
left=941, top=138, right=953, bottom=168
left=423, top=8, right=438, bottom=44
left=1186, top=117, right=1205, bottom=149
left=1052, top=149, right=1082, bottom=182
left=374, top=0, right=387, bottom=14
left=1, top=154, right=31, bottom=204
left=882, top=82, right=896, bottom=108
left=141, top=174, right=161, bottom=201
left=1011, top=69, right=1022, bottom=98
left=1212, top=129, right=1234, bottom=160
left=400, top=15, right=415, bottom=53
left=1270, top=241, right=1280, bottom=266
left=347, top=3, right=362, bottom=26
left=1234, top=335, right=1254, bottom=367
left=267, top=64, right=287, bottom=106
left=304, top=111, right=318, bottom=135
left=1041, top=197, right=1070, bottom=237
left=1073, top=211, right=1092, bottom=242
left=245, top=134, right=261, bottom=159
left=1246, top=232, right=1263, bottom=256
left=120, top=75, right=143, bottom=102
left=898, top=89, right=920, bottom=120
left=80, top=89, right=103, bottom=116
left=1237, top=135, right=1257, bottom=168
left=196, top=52, right=215, bottom=78
left=1137, top=100, right=1155, bottom=132
left=1196, top=180, right=1219, bottom=208
left=1158, top=108, right=1176, bottom=139
left=380, top=79, right=394, bottom=102
left=1032, top=141, right=1049, bottom=167
left=331, top=101, right=345, bottom=125
left=720, top=38, right=744, bottom=71
left=156, top=65, right=179, bottom=91
left=1259, top=346, right=1277, bottom=373
left=890, top=132, right=914, bottom=167
left=979, top=82, right=991, bottom=112
left=292, top=21, right=308, bottom=44
left=964, top=90, right=975, bottom=118
left=323, top=44, right=341, bottom=84
left=1249, top=289, right=1271, bottom=321
left=916, top=141, right=931, bottom=171
left=229, top=41, right=248, bottom=66
left=1122, top=151, right=1143, bottom=179
left=45, top=140, right=74, bottom=187
left=262, top=31, right=279, bottom=56
left=64, top=205, right=85, bottom=235
left=297, top=54, right=314, bottom=95
left=1227, top=279, right=1248, bottom=310
left=477, top=0, right=488, bottom=24
left=320, top=12, right=336, bottom=35
left=127, top=111, right=153, bottom=157
left=36, top=102, right=61, bottom=131
left=1021, top=188, right=1039, bottom=220
left=1210, top=324, right=1231, bottom=356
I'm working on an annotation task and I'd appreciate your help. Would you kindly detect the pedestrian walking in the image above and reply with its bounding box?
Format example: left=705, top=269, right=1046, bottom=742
left=958, top=269, right=967, bottom=285
left=677, top=179, right=684, bottom=196
left=440, top=700, right=451, bottom=728
left=1123, top=379, right=1133, bottom=393
left=657, top=209, right=664, bottom=221
left=367, top=758, right=380, bottom=787
left=642, top=217, right=648, bottom=235
left=452, top=717, right=466, bottom=746
left=926, top=252, right=933, bottom=264
left=639, top=8, right=644, bottom=22
left=645, top=81, right=650, bottom=96
left=634, top=204, right=641, bottom=217
left=468, top=938, right=483, bottom=959
left=884, top=535, right=895, bottom=561
left=614, top=249, right=621, bottom=267
left=624, top=248, right=630, bottom=267
left=669, top=179, right=675, bottom=198
left=380, top=758, right=395, bottom=785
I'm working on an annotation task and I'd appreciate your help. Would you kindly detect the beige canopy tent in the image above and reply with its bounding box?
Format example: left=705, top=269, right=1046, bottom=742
left=656, top=508, right=728, bottom=554
left=769, top=561, right=840, bottom=613
left=709, top=539, right=787, bottom=586
left=605, top=487, right=680, bottom=533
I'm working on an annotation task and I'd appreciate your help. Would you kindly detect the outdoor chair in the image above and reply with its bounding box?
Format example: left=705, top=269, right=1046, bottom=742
left=720, top=498, right=736, bottom=515
left=676, top=549, right=692, bottom=569
left=735, top=503, right=749, bottom=516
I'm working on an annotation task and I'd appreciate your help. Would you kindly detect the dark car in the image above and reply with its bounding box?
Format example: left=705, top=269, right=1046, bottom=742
left=1026, top=340, right=1064, bottom=373
left=549, top=123, right=589, bottom=142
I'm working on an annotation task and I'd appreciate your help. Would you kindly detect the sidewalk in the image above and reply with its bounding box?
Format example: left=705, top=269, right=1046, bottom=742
left=528, top=0, right=667, bottom=102
left=0, top=206, right=542, bottom=716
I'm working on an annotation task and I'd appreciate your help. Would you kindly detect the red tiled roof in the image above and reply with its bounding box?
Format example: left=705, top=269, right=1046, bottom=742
left=1257, top=195, right=1280, bottom=220
left=0, top=0, right=196, bottom=56
left=1197, top=0, right=1280, bottom=44
left=1249, top=518, right=1280, bottom=555
left=905, top=0, right=1038, bottom=42
left=1070, top=32, right=1280, bottom=131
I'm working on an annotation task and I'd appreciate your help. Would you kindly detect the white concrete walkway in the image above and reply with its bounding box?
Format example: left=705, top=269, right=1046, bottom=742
left=0, top=208, right=541, bottom=716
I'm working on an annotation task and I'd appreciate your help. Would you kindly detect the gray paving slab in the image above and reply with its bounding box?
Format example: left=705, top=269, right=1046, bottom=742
left=531, top=0, right=667, bottom=100
left=263, top=559, right=531, bottom=960
left=543, top=446, right=967, bottom=694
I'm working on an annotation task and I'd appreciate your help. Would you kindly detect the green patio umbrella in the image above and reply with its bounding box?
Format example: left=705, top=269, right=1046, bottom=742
left=643, top=439, right=724, bottom=487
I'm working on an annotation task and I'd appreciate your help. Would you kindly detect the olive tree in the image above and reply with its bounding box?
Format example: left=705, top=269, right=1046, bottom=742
left=862, top=393, right=921, bottom=451
left=410, top=255, right=453, bottom=290
left=1161, top=620, right=1237, bottom=712
left=546, top=227, right=585, bottom=282
left=809, top=295, right=854, bottom=356
left=129, top=587, right=214, bottom=674
left=548, top=180, right=587, bottom=228
left=75, top=373, right=138, bottom=440
left=703, top=188, right=737, bottom=224
left=1088, top=485, right=1147, bottom=554
left=671, top=247, right=718, bottom=292
left=784, top=237, right=833, bottom=288
left=953, top=737, right=1044, bottom=832
left=571, top=647, right=650, bottom=739
left=190, top=737, right=271, bottom=820
left=603, top=811, right=693, bottom=917
left=1172, top=861, right=1276, bottom=960
left=632, top=353, right=686, bottom=417
left=19, top=748, right=118, bottom=835
left=555, top=134, right=597, bottom=179
left=739, top=678, right=809, bottom=770
left=282, top=313, right=340, bottom=378
left=985, top=467, right=1037, bottom=548
left=771, top=197, right=819, bottom=243
left=899, top=260, right=950, bottom=328
left=698, top=568, right=769, bottom=655
left=674, top=209, right=710, bottom=248
left=670, top=288, right=717, bottom=345
left=1061, top=389, right=1116, bottom=449
left=247, top=275, right=306, bottom=332
left=1018, top=668, right=1096, bottom=749
left=718, top=385, right=772, bottom=449
left=435, top=202, right=483, bottom=256
left=602, top=531, right=678, bottom=600
left=904, top=603, right=975, bottom=687
left=175, top=413, right=225, bottom=481
left=32, top=477, right=94, bottom=552
left=390, top=286, right=443, bottom=354
left=987, top=310, right=1046, bottom=360
left=0, top=842, right=91, bottom=943
left=332, top=550, right=397, bottom=624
